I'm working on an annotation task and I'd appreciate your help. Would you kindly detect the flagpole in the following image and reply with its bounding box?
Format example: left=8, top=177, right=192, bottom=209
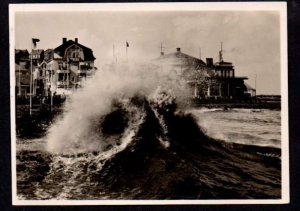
left=18, top=63, right=21, bottom=96
left=126, top=41, right=128, bottom=62
left=29, top=41, right=33, bottom=116
left=51, top=70, right=53, bottom=112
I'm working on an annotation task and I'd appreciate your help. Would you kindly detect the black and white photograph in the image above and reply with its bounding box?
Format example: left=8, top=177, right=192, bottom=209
left=9, top=2, right=288, bottom=205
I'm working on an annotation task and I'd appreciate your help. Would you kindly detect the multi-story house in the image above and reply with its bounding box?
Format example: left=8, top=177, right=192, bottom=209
left=42, top=38, right=96, bottom=96
left=15, top=49, right=30, bottom=97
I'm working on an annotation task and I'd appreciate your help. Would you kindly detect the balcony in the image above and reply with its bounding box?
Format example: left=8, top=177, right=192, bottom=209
left=56, top=69, right=69, bottom=73
left=56, top=81, right=70, bottom=87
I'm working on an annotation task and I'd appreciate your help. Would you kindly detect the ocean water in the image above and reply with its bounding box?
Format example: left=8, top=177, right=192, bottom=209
left=190, top=108, right=281, bottom=149
left=15, top=63, right=281, bottom=200
left=16, top=105, right=282, bottom=200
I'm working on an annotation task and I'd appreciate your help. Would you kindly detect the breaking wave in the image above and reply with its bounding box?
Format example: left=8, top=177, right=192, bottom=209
left=16, top=63, right=281, bottom=200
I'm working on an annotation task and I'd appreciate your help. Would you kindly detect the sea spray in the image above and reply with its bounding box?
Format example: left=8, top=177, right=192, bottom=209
left=46, top=61, right=190, bottom=154
left=17, top=79, right=282, bottom=199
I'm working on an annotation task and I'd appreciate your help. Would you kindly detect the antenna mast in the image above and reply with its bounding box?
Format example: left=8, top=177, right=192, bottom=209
left=219, top=42, right=223, bottom=62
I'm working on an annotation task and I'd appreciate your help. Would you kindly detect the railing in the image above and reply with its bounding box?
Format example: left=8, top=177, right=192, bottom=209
left=56, top=81, right=69, bottom=86
left=56, top=69, right=68, bottom=73
left=77, top=69, right=93, bottom=74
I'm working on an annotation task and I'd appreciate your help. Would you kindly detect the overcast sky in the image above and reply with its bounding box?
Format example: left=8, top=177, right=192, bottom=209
left=14, top=10, right=281, bottom=94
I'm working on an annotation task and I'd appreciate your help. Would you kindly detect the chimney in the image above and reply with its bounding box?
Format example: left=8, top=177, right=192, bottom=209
left=176, top=47, right=181, bottom=52
left=63, top=38, right=67, bottom=44
left=206, top=58, right=214, bottom=67
left=75, top=38, right=78, bottom=43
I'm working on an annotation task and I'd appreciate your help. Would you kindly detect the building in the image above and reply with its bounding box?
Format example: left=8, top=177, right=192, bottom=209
left=15, top=38, right=97, bottom=98
left=15, top=62, right=30, bottom=97
left=15, top=49, right=30, bottom=97
left=29, top=38, right=96, bottom=96
left=154, top=47, right=249, bottom=99
left=206, top=57, right=248, bottom=99
left=43, top=38, right=96, bottom=96
left=15, top=49, right=29, bottom=64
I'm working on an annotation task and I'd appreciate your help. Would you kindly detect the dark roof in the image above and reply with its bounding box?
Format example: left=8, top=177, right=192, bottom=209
left=155, top=50, right=206, bottom=67
left=54, top=40, right=96, bottom=61
left=214, top=61, right=233, bottom=67
left=153, top=49, right=214, bottom=80
left=15, top=49, right=30, bottom=63
left=15, top=49, right=29, bottom=55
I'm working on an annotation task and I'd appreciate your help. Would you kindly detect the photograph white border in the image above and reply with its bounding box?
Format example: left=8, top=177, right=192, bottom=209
left=9, top=2, right=289, bottom=205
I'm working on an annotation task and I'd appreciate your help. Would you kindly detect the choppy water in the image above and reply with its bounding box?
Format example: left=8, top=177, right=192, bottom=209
left=190, top=108, right=281, bottom=149
left=16, top=101, right=281, bottom=200
left=15, top=63, right=281, bottom=200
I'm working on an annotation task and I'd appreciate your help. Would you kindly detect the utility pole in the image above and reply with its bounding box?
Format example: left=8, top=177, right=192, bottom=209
left=30, top=44, right=33, bottom=115
left=67, top=58, right=69, bottom=90
left=18, top=62, right=21, bottom=96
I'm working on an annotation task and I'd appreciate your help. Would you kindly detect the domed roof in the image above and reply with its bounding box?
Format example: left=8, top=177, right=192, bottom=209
left=155, top=48, right=206, bottom=68
left=153, top=48, right=214, bottom=81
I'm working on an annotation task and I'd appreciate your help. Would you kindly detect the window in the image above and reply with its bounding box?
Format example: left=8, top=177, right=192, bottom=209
left=58, top=73, right=65, bottom=81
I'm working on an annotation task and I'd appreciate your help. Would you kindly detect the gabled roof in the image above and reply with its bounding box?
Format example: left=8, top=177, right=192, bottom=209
left=54, top=40, right=96, bottom=61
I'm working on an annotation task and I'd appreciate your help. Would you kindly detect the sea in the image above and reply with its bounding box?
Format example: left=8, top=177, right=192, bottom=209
left=15, top=64, right=282, bottom=200
left=16, top=106, right=281, bottom=200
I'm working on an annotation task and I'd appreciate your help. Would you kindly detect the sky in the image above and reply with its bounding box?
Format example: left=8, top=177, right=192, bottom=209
left=14, top=10, right=281, bottom=95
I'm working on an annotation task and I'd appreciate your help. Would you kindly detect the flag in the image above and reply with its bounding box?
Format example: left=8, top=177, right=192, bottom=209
left=32, top=38, right=40, bottom=49
left=126, top=41, right=129, bottom=47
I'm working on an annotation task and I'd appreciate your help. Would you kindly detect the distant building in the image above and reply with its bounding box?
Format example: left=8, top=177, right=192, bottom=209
left=43, top=38, right=97, bottom=96
left=206, top=58, right=248, bottom=99
left=15, top=49, right=30, bottom=97
left=15, top=38, right=97, bottom=98
left=15, top=62, right=30, bottom=97
left=154, top=47, right=213, bottom=98
left=154, top=47, right=249, bottom=99
left=15, top=49, right=29, bottom=64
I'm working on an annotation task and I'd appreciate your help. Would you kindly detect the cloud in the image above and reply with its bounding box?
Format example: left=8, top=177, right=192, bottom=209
left=14, top=11, right=281, bottom=94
